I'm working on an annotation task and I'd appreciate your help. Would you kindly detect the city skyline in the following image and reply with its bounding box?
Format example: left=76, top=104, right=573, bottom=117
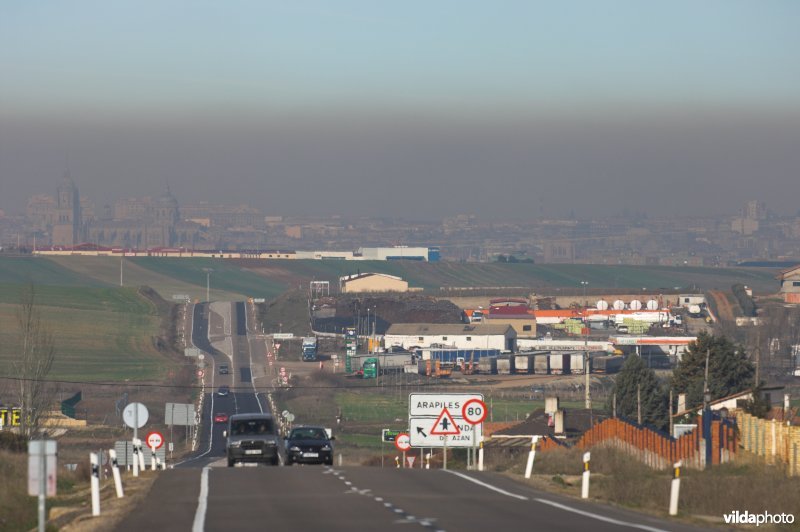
left=2, top=2, right=799, bottom=218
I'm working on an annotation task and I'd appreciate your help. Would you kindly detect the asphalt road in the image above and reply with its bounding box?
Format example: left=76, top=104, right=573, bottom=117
left=177, top=301, right=271, bottom=469
left=148, top=302, right=704, bottom=532
left=117, top=466, right=708, bottom=532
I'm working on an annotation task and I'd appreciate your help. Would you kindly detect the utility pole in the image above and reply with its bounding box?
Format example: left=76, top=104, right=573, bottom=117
left=754, top=329, right=761, bottom=388
left=581, top=281, right=591, bottom=409
left=669, top=388, right=674, bottom=436
left=203, top=267, right=213, bottom=302
left=637, top=383, right=642, bottom=425
left=703, top=348, right=712, bottom=469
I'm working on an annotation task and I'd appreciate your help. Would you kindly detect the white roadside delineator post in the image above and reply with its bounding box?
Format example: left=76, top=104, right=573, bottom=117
left=137, top=439, right=146, bottom=472
left=150, top=445, right=157, bottom=471
left=109, top=449, right=124, bottom=498
left=132, top=439, right=140, bottom=477
left=669, top=461, right=682, bottom=516
left=524, top=436, right=539, bottom=479
left=581, top=451, right=591, bottom=499
left=478, top=441, right=484, bottom=472
left=90, top=452, right=101, bottom=516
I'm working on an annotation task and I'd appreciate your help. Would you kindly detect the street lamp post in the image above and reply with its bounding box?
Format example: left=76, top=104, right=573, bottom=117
left=580, top=281, right=591, bottom=410
left=202, top=268, right=214, bottom=302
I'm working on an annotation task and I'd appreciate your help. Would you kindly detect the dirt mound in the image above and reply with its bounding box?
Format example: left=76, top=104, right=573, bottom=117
left=313, top=294, right=463, bottom=334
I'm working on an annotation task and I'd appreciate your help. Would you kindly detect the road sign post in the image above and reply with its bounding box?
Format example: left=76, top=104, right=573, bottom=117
left=394, top=433, right=411, bottom=469
left=462, top=398, right=487, bottom=471
left=29, top=440, right=57, bottom=532
left=408, top=393, right=483, bottom=448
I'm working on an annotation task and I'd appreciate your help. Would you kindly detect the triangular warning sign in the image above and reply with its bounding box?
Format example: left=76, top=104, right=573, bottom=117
left=430, top=407, right=461, bottom=435
left=407, top=456, right=416, bottom=468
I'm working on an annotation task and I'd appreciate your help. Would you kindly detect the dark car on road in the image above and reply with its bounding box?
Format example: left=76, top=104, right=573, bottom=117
left=285, top=426, right=334, bottom=466
left=219, top=364, right=229, bottom=375
left=217, top=385, right=230, bottom=396
left=224, top=413, right=280, bottom=466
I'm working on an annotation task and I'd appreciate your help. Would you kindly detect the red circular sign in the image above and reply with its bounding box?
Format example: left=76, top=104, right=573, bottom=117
left=146, top=431, right=164, bottom=449
left=196, top=369, right=204, bottom=378
left=394, top=432, right=411, bottom=452
left=462, top=398, right=488, bottom=425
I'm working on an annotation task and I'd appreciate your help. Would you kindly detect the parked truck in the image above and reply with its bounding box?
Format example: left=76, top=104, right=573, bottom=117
left=302, top=337, right=318, bottom=361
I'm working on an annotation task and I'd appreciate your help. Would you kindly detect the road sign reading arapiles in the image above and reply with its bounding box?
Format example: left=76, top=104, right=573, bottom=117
left=408, top=393, right=484, bottom=448
left=146, top=431, right=164, bottom=450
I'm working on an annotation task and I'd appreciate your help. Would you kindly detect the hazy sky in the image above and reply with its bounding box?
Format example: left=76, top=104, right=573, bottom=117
left=2, top=1, right=799, bottom=219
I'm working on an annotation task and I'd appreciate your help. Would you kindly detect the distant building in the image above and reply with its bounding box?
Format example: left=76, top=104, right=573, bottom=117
left=384, top=323, right=516, bottom=352
left=51, top=174, right=83, bottom=246
left=339, top=273, right=408, bottom=293
left=485, top=305, right=537, bottom=338
left=85, top=188, right=201, bottom=249
left=776, top=264, right=800, bottom=304
left=358, top=246, right=432, bottom=261
left=543, top=240, right=575, bottom=263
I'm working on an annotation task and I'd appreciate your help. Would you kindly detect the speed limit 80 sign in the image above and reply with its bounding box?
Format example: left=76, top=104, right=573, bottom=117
left=461, top=398, right=487, bottom=425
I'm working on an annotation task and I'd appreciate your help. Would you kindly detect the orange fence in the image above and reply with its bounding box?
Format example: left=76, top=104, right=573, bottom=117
left=539, top=416, right=738, bottom=470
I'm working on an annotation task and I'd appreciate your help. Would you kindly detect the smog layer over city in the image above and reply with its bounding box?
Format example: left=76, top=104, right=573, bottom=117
left=1, top=3, right=800, bottom=532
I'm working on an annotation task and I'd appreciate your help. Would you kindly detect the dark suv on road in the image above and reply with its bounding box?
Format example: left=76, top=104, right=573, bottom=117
left=285, top=426, right=334, bottom=466
left=225, top=413, right=281, bottom=466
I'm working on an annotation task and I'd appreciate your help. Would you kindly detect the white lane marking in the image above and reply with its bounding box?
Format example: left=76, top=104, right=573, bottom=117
left=444, top=471, right=528, bottom=500
left=191, top=467, right=210, bottom=532
left=533, top=499, right=670, bottom=532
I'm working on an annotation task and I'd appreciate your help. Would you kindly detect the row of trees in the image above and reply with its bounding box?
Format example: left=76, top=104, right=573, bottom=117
left=609, top=331, right=756, bottom=431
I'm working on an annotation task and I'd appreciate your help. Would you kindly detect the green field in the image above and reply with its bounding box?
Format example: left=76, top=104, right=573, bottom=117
left=5, top=256, right=782, bottom=301
left=244, top=260, right=781, bottom=294
left=0, top=285, right=172, bottom=381
left=0, top=256, right=108, bottom=288
left=129, top=258, right=287, bottom=300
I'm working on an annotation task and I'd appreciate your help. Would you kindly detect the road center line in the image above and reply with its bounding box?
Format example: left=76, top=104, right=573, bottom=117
left=192, top=467, right=210, bottom=532
left=444, top=471, right=528, bottom=500
left=533, top=499, right=669, bottom=532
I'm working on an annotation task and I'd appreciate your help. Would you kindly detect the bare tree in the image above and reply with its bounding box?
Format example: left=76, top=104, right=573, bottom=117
left=13, top=284, right=56, bottom=439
